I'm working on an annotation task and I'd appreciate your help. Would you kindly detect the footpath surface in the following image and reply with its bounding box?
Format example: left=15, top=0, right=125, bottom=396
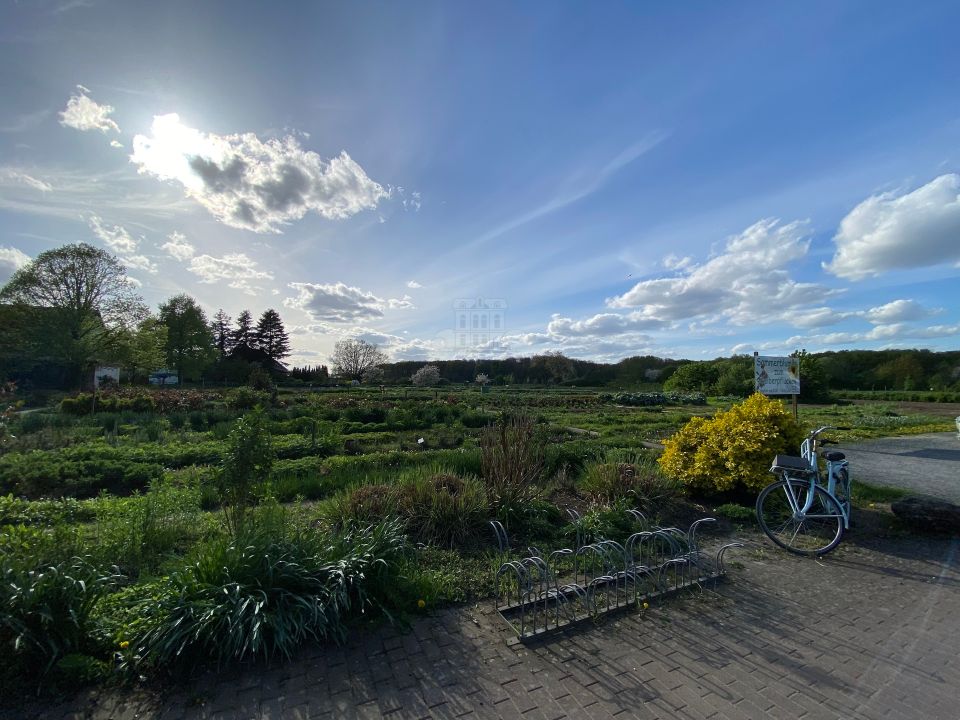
left=838, top=432, right=960, bottom=503
left=19, top=531, right=960, bottom=720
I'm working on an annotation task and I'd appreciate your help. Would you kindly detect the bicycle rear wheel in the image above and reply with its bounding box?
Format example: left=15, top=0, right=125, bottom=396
left=756, top=479, right=844, bottom=556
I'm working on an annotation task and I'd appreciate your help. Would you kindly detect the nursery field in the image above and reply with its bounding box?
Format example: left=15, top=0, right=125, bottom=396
left=0, top=385, right=953, bottom=699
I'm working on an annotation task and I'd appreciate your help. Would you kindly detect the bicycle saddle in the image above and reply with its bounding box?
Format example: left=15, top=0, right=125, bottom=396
left=823, top=451, right=845, bottom=461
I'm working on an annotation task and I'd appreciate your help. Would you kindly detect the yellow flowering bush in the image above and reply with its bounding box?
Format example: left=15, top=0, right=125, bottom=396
left=658, top=393, right=803, bottom=493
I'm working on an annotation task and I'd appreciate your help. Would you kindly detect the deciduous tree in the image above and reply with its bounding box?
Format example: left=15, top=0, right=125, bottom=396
left=331, top=339, right=387, bottom=382
left=0, top=243, right=147, bottom=387
left=159, top=294, right=215, bottom=383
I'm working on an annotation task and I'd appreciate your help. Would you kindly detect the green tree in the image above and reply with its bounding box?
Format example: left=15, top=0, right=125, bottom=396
left=792, top=350, right=831, bottom=402
left=255, top=309, right=291, bottom=362
left=159, top=294, right=215, bottom=383
left=210, top=309, right=233, bottom=359
left=0, top=243, right=147, bottom=387
left=232, top=309, right=255, bottom=349
left=663, top=362, right=721, bottom=394
left=120, top=316, right=168, bottom=382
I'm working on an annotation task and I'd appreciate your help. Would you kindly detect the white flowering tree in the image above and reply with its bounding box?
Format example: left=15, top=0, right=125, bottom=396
left=411, top=364, right=441, bottom=386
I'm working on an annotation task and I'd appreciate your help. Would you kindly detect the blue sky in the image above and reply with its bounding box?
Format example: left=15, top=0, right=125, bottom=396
left=1, top=0, right=959, bottom=365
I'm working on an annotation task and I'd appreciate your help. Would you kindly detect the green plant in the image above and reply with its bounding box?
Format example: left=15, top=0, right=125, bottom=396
left=134, top=517, right=407, bottom=669
left=714, top=503, right=756, bottom=523
left=92, top=481, right=206, bottom=576
left=0, top=556, right=122, bottom=677
left=480, top=413, right=544, bottom=526
left=327, top=472, right=489, bottom=548
left=217, top=407, right=275, bottom=534
left=658, top=393, right=804, bottom=493
left=580, top=457, right=681, bottom=511
left=226, top=387, right=270, bottom=411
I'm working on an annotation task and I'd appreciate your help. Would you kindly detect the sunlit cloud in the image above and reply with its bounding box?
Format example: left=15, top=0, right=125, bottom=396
left=826, top=174, right=960, bottom=279
left=284, top=282, right=415, bottom=323
left=187, top=252, right=273, bottom=295
left=159, top=231, right=195, bottom=261
left=0, top=245, right=31, bottom=284
left=131, top=113, right=388, bottom=233
left=59, top=86, right=120, bottom=133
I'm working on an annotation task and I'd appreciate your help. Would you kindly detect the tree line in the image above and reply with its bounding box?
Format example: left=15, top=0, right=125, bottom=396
left=0, top=243, right=292, bottom=388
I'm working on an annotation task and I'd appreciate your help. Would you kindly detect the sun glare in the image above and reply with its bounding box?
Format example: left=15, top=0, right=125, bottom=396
left=130, top=113, right=226, bottom=192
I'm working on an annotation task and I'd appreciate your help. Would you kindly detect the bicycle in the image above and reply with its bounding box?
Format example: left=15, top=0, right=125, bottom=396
left=756, top=426, right=851, bottom=556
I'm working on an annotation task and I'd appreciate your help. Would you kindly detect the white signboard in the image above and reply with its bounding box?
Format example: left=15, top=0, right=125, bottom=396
left=754, top=355, right=800, bottom=395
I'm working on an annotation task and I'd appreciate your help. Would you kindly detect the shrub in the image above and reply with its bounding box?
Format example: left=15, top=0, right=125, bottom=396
left=658, top=393, right=804, bottom=493
left=328, top=473, right=489, bottom=548
left=0, top=494, right=94, bottom=526
left=133, top=518, right=407, bottom=669
left=580, top=457, right=682, bottom=510
left=480, top=413, right=544, bottom=525
left=226, top=387, right=270, bottom=411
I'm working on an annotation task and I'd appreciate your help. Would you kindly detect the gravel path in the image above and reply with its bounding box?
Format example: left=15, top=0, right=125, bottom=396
left=838, top=432, right=960, bottom=502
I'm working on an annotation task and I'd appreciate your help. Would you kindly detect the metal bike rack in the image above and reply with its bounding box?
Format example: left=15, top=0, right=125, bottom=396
left=494, top=511, right=743, bottom=642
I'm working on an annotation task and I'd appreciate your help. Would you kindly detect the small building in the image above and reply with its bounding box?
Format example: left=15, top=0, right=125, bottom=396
left=226, top=344, right=290, bottom=375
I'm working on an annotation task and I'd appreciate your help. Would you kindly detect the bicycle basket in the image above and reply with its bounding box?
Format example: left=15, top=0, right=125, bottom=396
left=770, top=454, right=816, bottom=476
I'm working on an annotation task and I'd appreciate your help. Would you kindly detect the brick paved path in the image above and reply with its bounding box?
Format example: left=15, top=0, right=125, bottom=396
left=19, top=533, right=960, bottom=720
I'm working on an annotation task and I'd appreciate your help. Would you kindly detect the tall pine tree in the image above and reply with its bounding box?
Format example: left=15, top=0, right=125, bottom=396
left=256, top=308, right=291, bottom=362
left=232, top=309, right=255, bottom=349
left=210, top=309, right=232, bottom=359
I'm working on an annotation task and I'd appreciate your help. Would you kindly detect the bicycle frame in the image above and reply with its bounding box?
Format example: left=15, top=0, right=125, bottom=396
left=788, top=427, right=850, bottom=530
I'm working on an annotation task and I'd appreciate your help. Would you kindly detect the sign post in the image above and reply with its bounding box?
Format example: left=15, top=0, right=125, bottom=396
left=754, top=352, right=801, bottom=418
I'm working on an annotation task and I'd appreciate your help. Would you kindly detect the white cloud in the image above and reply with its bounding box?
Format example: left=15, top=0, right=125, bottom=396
left=0, top=169, right=52, bottom=192
left=59, top=86, right=120, bottom=133
left=786, top=323, right=960, bottom=348
left=160, top=231, right=195, bottom=261
left=0, top=245, right=31, bottom=285
left=406, top=280, right=422, bottom=289
left=787, top=306, right=854, bottom=329
left=130, top=113, right=388, bottom=233
left=110, top=140, right=124, bottom=149
left=547, top=312, right=666, bottom=337
left=88, top=215, right=139, bottom=254
left=608, top=219, right=831, bottom=326
left=284, top=282, right=414, bottom=323
left=120, top=254, right=158, bottom=274
left=188, top=253, right=273, bottom=294
left=862, top=299, right=934, bottom=324
left=826, top=174, right=960, bottom=279
left=387, top=295, right=415, bottom=310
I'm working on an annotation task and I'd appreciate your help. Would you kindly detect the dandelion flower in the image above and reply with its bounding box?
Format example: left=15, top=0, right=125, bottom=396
left=642, top=602, right=649, bottom=609
left=417, top=599, right=426, bottom=609
left=119, top=641, right=130, bottom=649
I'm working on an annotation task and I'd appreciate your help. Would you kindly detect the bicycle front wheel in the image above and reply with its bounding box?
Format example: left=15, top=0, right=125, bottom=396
left=756, top=479, right=844, bottom=556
